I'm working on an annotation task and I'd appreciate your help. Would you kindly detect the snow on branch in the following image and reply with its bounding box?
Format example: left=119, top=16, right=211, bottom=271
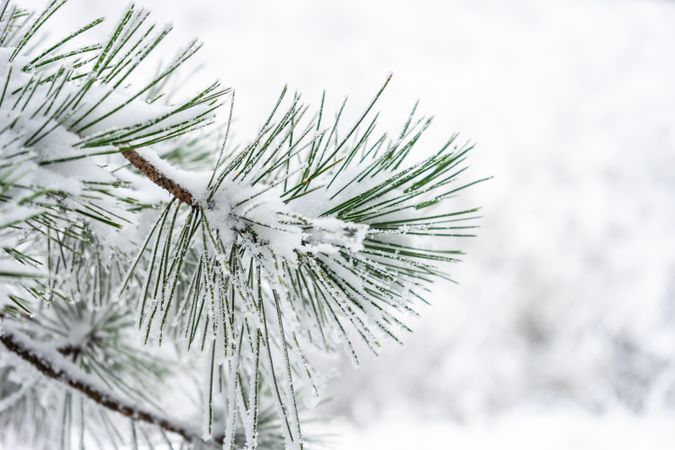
left=0, top=322, right=199, bottom=443
left=122, top=149, right=198, bottom=205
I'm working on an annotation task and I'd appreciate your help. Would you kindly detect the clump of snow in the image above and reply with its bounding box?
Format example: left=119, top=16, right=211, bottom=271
left=202, top=179, right=369, bottom=263
left=303, top=217, right=369, bottom=254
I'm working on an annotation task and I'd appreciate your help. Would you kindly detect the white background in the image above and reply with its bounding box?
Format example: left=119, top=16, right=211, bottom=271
left=20, top=0, right=675, bottom=448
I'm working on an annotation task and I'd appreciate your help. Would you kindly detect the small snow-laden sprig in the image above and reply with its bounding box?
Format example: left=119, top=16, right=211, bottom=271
left=121, top=80, right=485, bottom=449
left=0, top=0, right=228, bottom=312
left=0, top=234, right=178, bottom=449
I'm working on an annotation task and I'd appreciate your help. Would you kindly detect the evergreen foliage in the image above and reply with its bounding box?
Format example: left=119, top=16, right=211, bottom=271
left=0, top=1, right=485, bottom=448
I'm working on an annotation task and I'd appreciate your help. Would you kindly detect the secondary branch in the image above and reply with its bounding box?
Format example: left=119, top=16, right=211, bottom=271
left=0, top=328, right=200, bottom=443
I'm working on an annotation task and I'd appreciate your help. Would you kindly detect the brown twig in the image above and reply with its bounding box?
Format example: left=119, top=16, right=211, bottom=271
left=121, top=150, right=196, bottom=205
left=0, top=329, right=199, bottom=443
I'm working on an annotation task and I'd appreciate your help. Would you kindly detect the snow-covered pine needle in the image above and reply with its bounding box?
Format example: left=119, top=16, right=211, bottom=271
left=0, top=1, right=486, bottom=449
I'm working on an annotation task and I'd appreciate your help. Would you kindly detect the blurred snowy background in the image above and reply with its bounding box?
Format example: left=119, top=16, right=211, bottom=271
left=19, top=0, right=675, bottom=448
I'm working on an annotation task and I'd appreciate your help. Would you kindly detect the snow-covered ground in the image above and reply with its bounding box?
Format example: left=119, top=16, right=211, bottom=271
left=333, top=410, right=675, bottom=450
left=19, top=0, right=675, bottom=448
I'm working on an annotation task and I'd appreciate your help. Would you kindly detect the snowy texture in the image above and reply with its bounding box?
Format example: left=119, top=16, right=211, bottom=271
left=334, top=410, right=675, bottom=450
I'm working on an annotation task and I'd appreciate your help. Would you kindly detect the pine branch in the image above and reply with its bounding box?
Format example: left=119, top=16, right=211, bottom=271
left=0, top=2, right=485, bottom=448
left=0, top=326, right=200, bottom=444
